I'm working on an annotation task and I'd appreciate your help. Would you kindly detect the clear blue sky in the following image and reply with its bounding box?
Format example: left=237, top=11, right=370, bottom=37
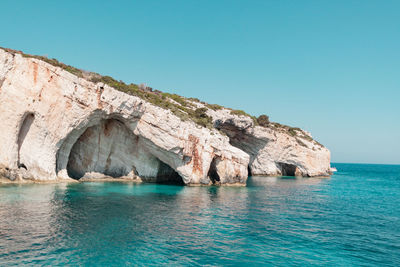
left=1, top=0, right=399, bottom=164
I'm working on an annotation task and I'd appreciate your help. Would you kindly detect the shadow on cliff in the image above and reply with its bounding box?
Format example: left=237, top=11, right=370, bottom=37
left=56, top=113, right=185, bottom=185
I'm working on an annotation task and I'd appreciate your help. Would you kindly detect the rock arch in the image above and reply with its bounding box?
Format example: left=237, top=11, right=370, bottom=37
left=214, top=119, right=267, bottom=176
left=57, top=115, right=184, bottom=184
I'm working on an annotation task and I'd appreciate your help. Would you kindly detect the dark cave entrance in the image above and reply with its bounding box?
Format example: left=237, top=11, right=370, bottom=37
left=248, top=165, right=252, bottom=176
left=208, top=157, right=220, bottom=184
left=154, top=161, right=185, bottom=185
left=65, top=118, right=184, bottom=184
left=277, top=162, right=298, bottom=176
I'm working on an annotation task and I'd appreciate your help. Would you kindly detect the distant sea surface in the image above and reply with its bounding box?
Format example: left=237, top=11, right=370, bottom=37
left=1, top=163, right=399, bottom=266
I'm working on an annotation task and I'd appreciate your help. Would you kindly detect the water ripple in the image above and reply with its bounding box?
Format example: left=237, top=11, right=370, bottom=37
left=0, top=163, right=399, bottom=265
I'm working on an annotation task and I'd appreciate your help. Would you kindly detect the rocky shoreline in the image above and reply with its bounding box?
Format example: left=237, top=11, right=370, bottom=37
left=0, top=48, right=331, bottom=185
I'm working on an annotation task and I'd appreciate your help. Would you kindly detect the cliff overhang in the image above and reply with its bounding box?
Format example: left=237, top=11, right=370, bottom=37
left=0, top=47, right=331, bottom=185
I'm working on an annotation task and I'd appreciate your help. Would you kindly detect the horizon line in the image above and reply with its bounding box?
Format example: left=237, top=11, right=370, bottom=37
left=332, top=162, right=400, bottom=166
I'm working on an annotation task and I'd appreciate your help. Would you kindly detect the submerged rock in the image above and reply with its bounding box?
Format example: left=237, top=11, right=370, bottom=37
left=0, top=48, right=331, bottom=185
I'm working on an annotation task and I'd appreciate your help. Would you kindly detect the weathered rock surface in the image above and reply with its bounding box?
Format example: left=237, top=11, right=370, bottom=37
left=0, top=49, right=248, bottom=185
left=0, top=48, right=331, bottom=185
left=206, top=107, right=332, bottom=177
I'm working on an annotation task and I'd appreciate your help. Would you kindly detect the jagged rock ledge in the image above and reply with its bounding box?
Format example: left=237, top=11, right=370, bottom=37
left=0, top=48, right=331, bottom=185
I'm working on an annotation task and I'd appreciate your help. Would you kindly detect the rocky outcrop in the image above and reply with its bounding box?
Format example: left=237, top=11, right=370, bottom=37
left=206, top=108, right=331, bottom=177
left=0, top=48, right=331, bottom=185
left=0, top=49, right=248, bottom=185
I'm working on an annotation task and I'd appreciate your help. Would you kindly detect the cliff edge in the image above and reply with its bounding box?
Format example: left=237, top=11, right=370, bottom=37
left=0, top=48, right=331, bottom=185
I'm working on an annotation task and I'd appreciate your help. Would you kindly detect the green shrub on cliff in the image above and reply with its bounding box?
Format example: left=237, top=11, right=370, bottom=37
left=1, top=47, right=309, bottom=134
left=161, top=93, right=187, bottom=107
left=257, top=115, right=270, bottom=127
left=230, top=109, right=258, bottom=125
left=230, top=109, right=247, bottom=116
left=206, top=103, right=223, bottom=111
left=192, top=108, right=213, bottom=128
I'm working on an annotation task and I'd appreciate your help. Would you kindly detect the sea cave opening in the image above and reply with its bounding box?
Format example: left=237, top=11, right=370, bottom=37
left=208, top=157, right=220, bottom=184
left=154, top=161, right=185, bottom=185
left=277, top=162, right=298, bottom=176
left=64, top=118, right=184, bottom=184
left=247, top=165, right=252, bottom=176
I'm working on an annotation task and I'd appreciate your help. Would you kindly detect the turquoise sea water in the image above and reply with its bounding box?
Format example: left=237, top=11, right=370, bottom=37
left=0, top=163, right=399, bottom=266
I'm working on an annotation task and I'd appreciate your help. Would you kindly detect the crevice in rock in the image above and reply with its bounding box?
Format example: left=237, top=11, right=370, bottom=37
left=208, top=157, right=220, bottom=184
left=18, top=163, right=27, bottom=170
left=248, top=165, right=252, bottom=176
left=0, top=77, right=5, bottom=89
left=17, top=113, right=35, bottom=169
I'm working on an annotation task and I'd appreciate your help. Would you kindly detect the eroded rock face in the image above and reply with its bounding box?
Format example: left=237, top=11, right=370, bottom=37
left=0, top=48, right=331, bottom=184
left=0, top=49, right=249, bottom=185
left=208, top=109, right=332, bottom=177
left=66, top=119, right=183, bottom=183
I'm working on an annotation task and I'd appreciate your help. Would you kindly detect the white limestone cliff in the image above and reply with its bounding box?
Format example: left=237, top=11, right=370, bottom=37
left=210, top=112, right=331, bottom=177
left=0, top=48, right=331, bottom=185
left=0, top=49, right=248, bottom=185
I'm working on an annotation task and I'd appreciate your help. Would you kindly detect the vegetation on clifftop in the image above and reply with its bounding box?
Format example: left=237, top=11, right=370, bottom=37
left=0, top=46, right=324, bottom=146
left=1, top=47, right=214, bottom=127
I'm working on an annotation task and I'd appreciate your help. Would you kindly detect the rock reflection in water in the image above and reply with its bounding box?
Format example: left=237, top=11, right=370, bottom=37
left=1, top=165, right=399, bottom=266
